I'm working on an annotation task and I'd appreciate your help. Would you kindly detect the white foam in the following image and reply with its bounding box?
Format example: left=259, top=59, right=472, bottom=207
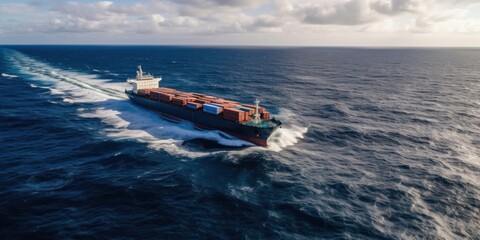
left=265, top=108, right=309, bottom=152
left=1, top=73, right=18, bottom=78
left=267, top=125, right=308, bottom=152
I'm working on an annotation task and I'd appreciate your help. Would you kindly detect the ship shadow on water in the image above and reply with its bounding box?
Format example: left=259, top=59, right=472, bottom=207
left=94, top=98, right=254, bottom=151
left=181, top=138, right=250, bottom=151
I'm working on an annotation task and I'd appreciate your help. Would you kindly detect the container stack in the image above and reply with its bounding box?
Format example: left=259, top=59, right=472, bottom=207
left=187, top=102, right=202, bottom=109
left=158, top=87, right=177, bottom=93
left=176, top=93, right=193, bottom=99
left=159, top=93, right=173, bottom=102
left=172, top=97, right=188, bottom=106
left=134, top=86, right=270, bottom=121
left=243, top=104, right=265, bottom=113
left=195, top=99, right=211, bottom=104
left=261, top=112, right=271, bottom=120
left=236, top=106, right=254, bottom=115
left=235, top=107, right=251, bottom=121
left=223, top=108, right=245, bottom=122
left=223, top=100, right=239, bottom=106
left=137, top=89, right=150, bottom=96
left=149, top=90, right=163, bottom=100
left=203, top=104, right=223, bottom=115
left=211, top=100, right=225, bottom=105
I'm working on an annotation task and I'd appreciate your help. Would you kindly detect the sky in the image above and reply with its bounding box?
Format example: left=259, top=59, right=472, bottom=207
left=0, top=0, right=480, bottom=46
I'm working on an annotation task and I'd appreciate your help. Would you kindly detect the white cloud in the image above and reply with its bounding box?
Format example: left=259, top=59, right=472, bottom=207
left=0, top=3, right=34, bottom=14
left=0, top=0, right=479, bottom=45
left=175, top=0, right=265, bottom=8
left=296, top=1, right=383, bottom=25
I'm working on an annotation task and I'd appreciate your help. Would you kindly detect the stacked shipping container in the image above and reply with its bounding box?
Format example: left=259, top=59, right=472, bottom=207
left=136, top=87, right=270, bottom=122
left=223, top=108, right=245, bottom=122
left=187, top=102, right=202, bottom=109
left=203, top=104, right=223, bottom=115
left=261, top=112, right=271, bottom=120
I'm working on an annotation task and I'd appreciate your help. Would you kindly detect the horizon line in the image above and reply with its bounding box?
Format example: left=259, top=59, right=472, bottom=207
left=1, top=44, right=479, bottom=49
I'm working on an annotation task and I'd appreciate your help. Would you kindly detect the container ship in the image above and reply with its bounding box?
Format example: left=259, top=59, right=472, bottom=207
left=125, top=66, right=282, bottom=147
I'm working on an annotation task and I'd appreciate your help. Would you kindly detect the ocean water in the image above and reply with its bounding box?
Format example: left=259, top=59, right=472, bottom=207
left=0, top=46, right=479, bottom=239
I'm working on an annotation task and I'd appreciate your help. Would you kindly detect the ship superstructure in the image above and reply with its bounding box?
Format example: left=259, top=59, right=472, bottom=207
left=127, top=65, right=162, bottom=94
left=125, top=66, right=282, bottom=146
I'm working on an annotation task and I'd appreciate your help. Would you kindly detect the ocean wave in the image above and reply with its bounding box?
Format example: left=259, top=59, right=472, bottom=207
left=2, top=46, right=480, bottom=239
left=1, top=73, right=18, bottom=78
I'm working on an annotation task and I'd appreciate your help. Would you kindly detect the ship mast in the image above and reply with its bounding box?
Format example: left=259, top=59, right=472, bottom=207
left=252, top=99, right=261, bottom=124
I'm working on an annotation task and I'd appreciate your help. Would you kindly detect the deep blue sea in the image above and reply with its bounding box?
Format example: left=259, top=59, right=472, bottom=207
left=0, top=46, right=479, bottom=239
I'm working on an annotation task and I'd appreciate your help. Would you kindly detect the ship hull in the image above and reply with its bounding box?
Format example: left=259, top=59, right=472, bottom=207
left=126, top=92, right=281, bottom=147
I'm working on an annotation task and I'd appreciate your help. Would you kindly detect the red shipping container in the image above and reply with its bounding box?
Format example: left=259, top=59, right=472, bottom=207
left=223, top=108, right=245, bottom=121
left=160, top=96, right=172, bottom=102
left=239, top=106, right=255, bottom=115
left=243, top=111, right=249, bottom=120
left=158, top=93, right=173, bottom=101
left=242, top=104, right=265, bottom=114
left=185, top=97, right=196, bottom=103
left=223, top=101, right=238, bottom=105
left=172, top=101, right=186, bottom=106
left=261, top=112, right=270, bottom=120
left=159, top=93, right=172, bottom=98
left=172, top=97, right=187, bottom=106
left=150, top=91, right=162, bottom=100
left=137, top=89, right=151, bottom=95
left=158, top=87, right=176, bottom=92
left=224, top=108, right=243, bottom=114
left=195, top=99, right=211, bottom=104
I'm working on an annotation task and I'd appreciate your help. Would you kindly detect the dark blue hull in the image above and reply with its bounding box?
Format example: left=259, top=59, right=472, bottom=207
left=126, top=91, right=281, bottom=146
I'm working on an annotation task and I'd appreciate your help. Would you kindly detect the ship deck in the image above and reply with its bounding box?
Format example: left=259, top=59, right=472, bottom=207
left=242, top=120, right=278, bottom=128
left=126, top=90, right=281, bottom=129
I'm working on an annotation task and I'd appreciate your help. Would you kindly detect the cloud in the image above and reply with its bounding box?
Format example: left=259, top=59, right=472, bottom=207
left=296, top=1, right=382, bottom=25
left=0, top=3, right=35, bottom=14
left=274, top=0, right=480, bottom=35
left=405, top=8, right=471, bottom=33
left=37, top=0, right=276, bottom=35
left=291, top=0, right=430, bottom=26
left=175, top=0, right=265, bottom=8
left=0, top=0, right=479, bottom=45
left=370, top=0, right=421, bottom=15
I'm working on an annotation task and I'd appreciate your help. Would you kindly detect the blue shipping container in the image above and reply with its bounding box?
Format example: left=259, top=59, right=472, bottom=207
left=203, top=104, right=222, bottom=114
left=203, top=103, right=222, bottom=109
left=187, top=103, right=200, bottom=109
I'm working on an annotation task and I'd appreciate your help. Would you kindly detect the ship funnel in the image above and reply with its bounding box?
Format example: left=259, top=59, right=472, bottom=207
left=137, top=65, right=143, bottom=78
